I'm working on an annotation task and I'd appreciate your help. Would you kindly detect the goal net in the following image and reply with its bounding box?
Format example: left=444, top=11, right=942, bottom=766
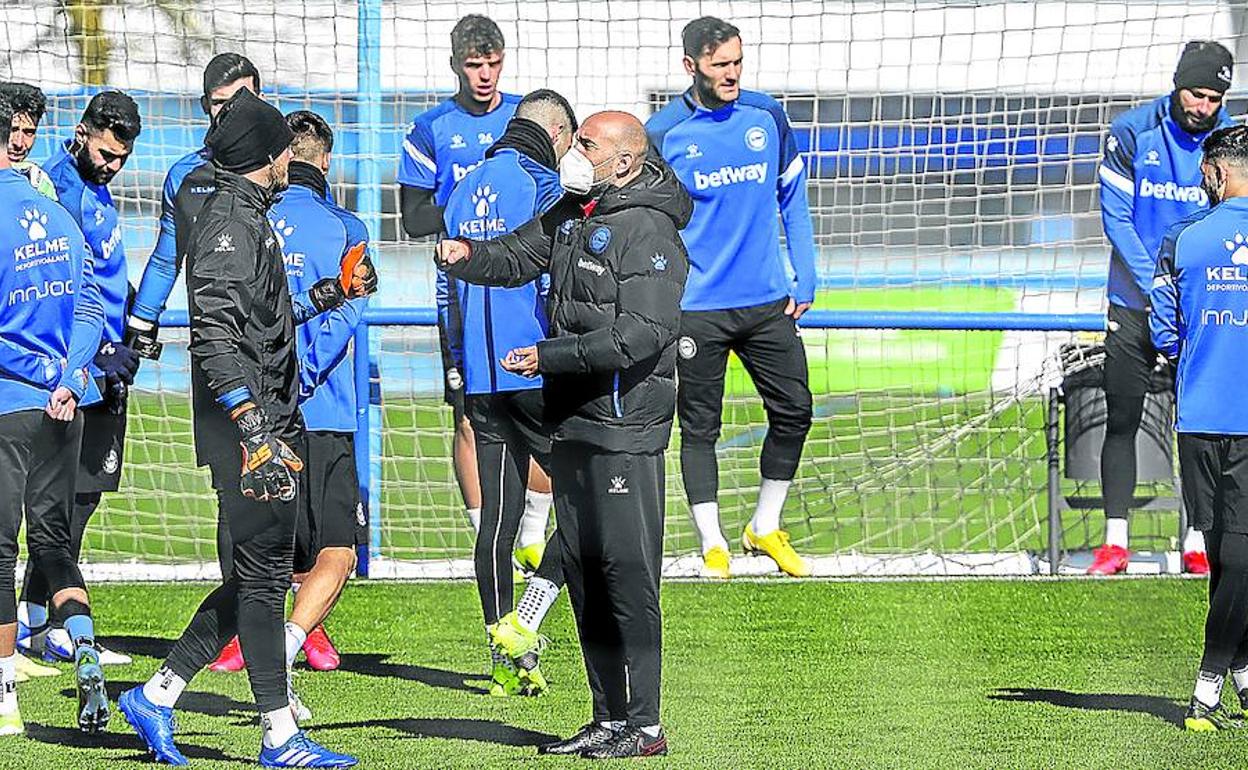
left=2, top=0, right=1239, bottom=578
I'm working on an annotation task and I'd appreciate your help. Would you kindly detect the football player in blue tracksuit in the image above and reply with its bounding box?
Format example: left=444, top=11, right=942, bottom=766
left=439, top=90, right=575, bottom=698
left=647, top=16, right=816, bottom=579
left=0, top=82, right=57, bottom=201
left=1150, top=124, right=1248, bottom=731
left=1090, top=41, right=1235, bottom=576
left=398, top=15, right=554, bottom=565
left=0, top=93, right=108, bottom=734
left=270, top=111, right=369, bottom=708
left=124, top=53, right=262, bottom=362
left=20, top=91, right=142, bottom=672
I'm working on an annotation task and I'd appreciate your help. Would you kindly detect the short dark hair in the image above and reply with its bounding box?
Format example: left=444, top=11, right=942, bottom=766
left=451, top=14, right=504, bottom=63
left=516, top=88, right=578, bottom=132
left=287, top=109, right=333, bottom=158
left=203, top=52, right=261, bottom=97
left=0, top=91, right=14, bottom=145
left=1203, top=124, right=1248, bottom=166
left=81, top=90, right=141, bottom=143
left=0, top=82, right=46, bottom=124
left=682, top=16, right=740, bottom=59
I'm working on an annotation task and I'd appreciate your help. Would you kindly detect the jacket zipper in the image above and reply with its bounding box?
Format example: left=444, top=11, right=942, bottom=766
left=612, top=371, right=622, bottom=417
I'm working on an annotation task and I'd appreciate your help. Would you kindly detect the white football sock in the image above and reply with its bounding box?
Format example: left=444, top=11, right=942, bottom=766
left=1184, top=528, right=1207, bottom=554
left=1194, top=670, right=1225, bottom=709
left=1104, top=517, right=1129, bottom=549
left=465, top=507, right=481, bottom=533
left=1233, top=664, right=1248, bottom=694
left=17, top=602, right=46, bottom=629
left=750, top=478, right=792, bottom=537
left=691, top=502, right=728, bottom=554
left=518, top=490, right=553, bottom=548
left=599, top=720, right=625, bottom=731
left=516, top=577, right=560, bottom=632
left=143, top=666, right=187, bottom=709
left=0, top=655, right=16, bottom=715
left=262, top=705, right=299, bottom=748
left=640, top=724, right=662, bottom=737
left=284, top=622, right=308, bottom=669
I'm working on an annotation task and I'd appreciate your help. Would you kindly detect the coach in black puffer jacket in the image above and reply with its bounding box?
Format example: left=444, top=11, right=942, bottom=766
left=441, top=132, right=691, bottom=454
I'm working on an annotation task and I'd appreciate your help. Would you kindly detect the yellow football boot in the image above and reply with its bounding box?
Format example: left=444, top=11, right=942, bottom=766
left=742, top=525, right=811, bottom=577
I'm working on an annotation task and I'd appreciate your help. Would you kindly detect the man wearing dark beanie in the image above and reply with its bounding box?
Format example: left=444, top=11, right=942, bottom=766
left=1090, top=40, right=1235, bottom=577
left=119, top=88, right=363, bottom=768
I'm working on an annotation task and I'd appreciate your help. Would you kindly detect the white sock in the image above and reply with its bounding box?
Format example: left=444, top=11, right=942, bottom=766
left=465, top=507, right=481, bottom=533
left=1233, top=665, right=1248, bottom=694
left=1184, top=528, right=1207, bottom=554
left=18, top=602, right=46, bottom=629
left=1194, top=670, right=1225, bottom=709
left=639, top=724, right=662, bottom=737
left=284, top=622, right=308, bottom=669
left=1104, top=517, right=1129, bottom=549
left=262, top=705, right=299, bottom=748
left=750, top=478, right=791, bottom=537
left=0, top=655, right=16, bottom=716
left=518, top=490, right=553, bottom=548
left=143, top=666, right=187, bottom=709
left=691, top=502, right=728, bottom=554
left=599, top=720, right=625, bottom=731
left=516, top=577, right=560, bottom=632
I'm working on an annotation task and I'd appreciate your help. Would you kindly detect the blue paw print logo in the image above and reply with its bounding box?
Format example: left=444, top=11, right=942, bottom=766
left=1227, top=233, right=1248, bottom=266
left=651, top=252, right=668, bottom=271
left=472, top=185, right=498, bottom=217
left=19, top=208, right=47, bottom=240
left=270, top=217, right=295, bottom=249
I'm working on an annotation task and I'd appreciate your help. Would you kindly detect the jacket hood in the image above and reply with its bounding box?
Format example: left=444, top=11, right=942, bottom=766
left=595, top=150, right=692, bottom=230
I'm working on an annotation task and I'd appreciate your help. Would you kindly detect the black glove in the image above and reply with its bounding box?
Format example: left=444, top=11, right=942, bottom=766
left=232, top=403, right=304, bottom=502
left=103, top=379, right=128, bottom=416
left=124, top=315, right=163, bottom=360
left=93, top=340, right=140, bottom=386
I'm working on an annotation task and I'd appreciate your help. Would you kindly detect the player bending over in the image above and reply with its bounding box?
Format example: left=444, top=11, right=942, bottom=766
left=1091, top=41, right=1234, bottom=575
left=398, top=14, right=553, bottom=566
left=1151, top=124, right=1248, bottom=730
left=118, top=90, right=371, bottom=768
left=270, top=109, right=373, bottom=716
left=439, top=89, right=576, bottom=696
left=648, top=16, right=816, bottom=578
left=19, top=91, right=142, bottom=670
left=0, top=90, right=108, bottom=734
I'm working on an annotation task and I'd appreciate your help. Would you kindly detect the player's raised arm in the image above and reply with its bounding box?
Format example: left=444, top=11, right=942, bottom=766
left=439, top=200, right=569, bottom=287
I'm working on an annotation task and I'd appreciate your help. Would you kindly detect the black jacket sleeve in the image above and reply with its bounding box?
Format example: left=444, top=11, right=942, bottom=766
left=400, top=184, right=446, bottom=238
left=187, top=219, right=260, bottom=404
left=538, top=216, right=687, bottom=375
left=445, top=208, right=555, bottom=288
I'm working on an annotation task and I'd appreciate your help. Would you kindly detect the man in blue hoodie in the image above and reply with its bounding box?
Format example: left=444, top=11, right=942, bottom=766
left=1150, top=124, right=1248, bottom=730
left=0, top=90, right=107, bottom=735
left=1091, top=41, right=1235, bottom=575
left=440, top=89, right=574, bottom=698
left=20, top=90, right=141, bottom=669
left=647, top=16, right=816, bottom=579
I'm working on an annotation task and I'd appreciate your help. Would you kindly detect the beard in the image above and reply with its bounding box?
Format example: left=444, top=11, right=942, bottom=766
left=693, top=70, right=736, bottom=110
left=72, top=144, right=113, bottom=185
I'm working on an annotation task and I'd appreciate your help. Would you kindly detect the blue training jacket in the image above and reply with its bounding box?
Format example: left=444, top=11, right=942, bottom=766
left=270, top=176, right=367, bottom=433
left=131, top=147, right=211, bottom=322
left=441, top=147, right=561, bottom=395
left=44, top=139, right=128, bottom=379
left=1101, top=94, right=1233, bottom=311
left=0, top=168, right=103, bottom=414
left=1150, top=197, right=1248, bottom=434
left=646, top=89, right=816, bottom=311
left=397, top=93, right=521, bottom=208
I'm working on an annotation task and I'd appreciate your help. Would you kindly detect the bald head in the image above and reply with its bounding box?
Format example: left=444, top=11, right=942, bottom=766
left=575, top=111, right=650, bottom=190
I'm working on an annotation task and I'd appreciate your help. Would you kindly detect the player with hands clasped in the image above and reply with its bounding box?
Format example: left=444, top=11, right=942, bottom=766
left=118, top=89, right=370, bottom=769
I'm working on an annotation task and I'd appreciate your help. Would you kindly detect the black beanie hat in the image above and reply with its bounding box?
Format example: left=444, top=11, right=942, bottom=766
left=1174, top=40, right=1234, bottom=93
left=206, top=89, right=293, bottom=175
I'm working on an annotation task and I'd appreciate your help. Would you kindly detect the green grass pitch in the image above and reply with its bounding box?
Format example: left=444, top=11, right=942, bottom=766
left=3, top=579, right=1237, bottom=769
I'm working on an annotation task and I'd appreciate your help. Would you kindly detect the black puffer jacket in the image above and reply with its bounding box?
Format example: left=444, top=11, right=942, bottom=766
left=186, top=168, right=303, bottom=467
left=446, top=155, right=692, bottom=453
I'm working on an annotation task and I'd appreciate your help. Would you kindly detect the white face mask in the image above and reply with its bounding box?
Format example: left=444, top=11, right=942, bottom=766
left=560, top=146, right=614, bottom=195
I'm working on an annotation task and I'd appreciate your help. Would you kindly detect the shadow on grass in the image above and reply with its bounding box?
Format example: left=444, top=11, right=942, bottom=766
left=25, top=721, right=240, bottom=762
left=334, top=653, right=489, bottom=694
left=989, top=687, right=1184, bottom=727
left=317, top=716, right=559, bottom=746
left=97, top=634, right=175, bottom=660
left=53, top=681, right=252, bottom=719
